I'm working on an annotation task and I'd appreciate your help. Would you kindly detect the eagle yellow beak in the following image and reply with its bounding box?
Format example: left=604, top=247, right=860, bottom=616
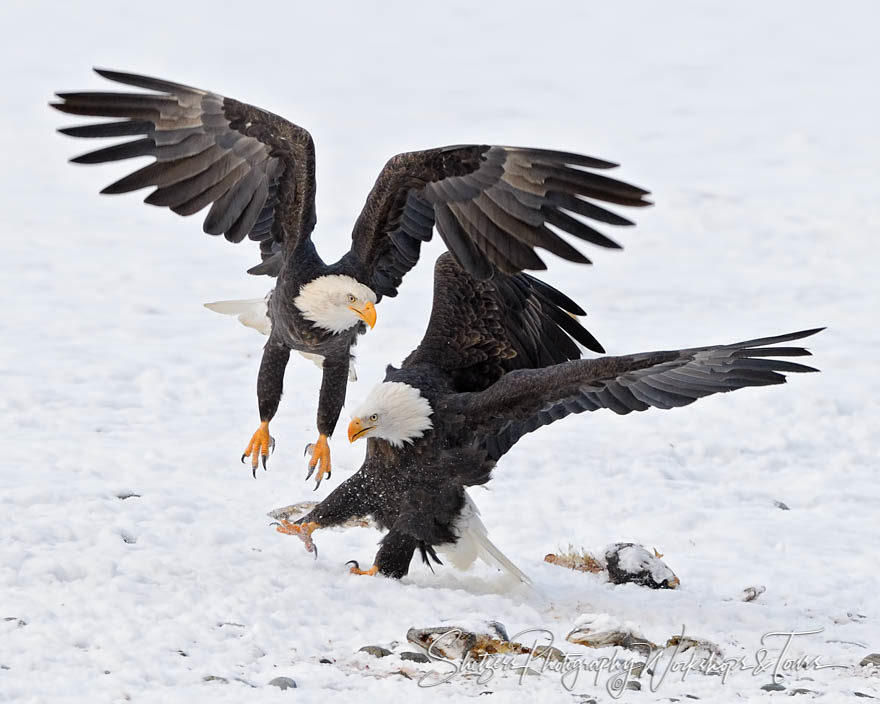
left=349, top=301, right=377, bottom=329
left=347, top=417, right=375, bottom=443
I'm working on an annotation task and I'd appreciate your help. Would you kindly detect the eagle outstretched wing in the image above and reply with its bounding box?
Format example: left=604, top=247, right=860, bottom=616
left=346, top=145, right=651, bottom=299
left=441, top=328, right=824, bottom=460
left=52, top=69, right=316, bottom=274
left=401, top=253, right=603, bottom=394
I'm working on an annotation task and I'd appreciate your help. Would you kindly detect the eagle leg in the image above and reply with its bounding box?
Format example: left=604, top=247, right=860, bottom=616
left=274, top=519, right=319, bottom=558
left=242, top=421, right=275, bottom=478
left=304, top=434, right=332, bottom=489
left=346, top=560, right=379, bottom=576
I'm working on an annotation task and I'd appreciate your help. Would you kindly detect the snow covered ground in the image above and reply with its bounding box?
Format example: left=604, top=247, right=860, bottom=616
left=2, top=1, right=879, bottom=702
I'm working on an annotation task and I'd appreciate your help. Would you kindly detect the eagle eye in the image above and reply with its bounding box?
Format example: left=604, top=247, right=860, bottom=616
left=347, top=294, right=356, bottom=303
left=369, top=413, right=378, bottom=422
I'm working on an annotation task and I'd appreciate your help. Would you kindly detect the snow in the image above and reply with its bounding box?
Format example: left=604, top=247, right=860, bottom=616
left=2, top=1, right=879, bottom=702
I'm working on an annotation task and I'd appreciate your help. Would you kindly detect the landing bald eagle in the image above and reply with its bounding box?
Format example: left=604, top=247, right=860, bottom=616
left=277, top=255, right=822, bottom=578
left=52, top=69, right=650, bottom=485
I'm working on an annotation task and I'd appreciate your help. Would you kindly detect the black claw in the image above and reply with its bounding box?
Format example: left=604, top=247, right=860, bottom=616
left=252, top=464, right=257, bottom=479
left=346, top=560, right=360, bottom=571
left=262, top=454, right=268, bottom=471
left=269, top=437, right=276, bottom=455
left=303, top=443, right=312, bottom=457
left=306, top=465, right=315, bottom=481
left=269, top=521, right=281, bottom=528
left=313, top=544, right=319, bottom=560
left=241, top=453, right=247, bottom=464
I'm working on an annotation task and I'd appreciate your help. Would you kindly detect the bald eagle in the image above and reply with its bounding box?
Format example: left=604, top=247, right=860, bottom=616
left=277, top=254, right=822, bottom=578
left=52, top=69, right=650, bottom=485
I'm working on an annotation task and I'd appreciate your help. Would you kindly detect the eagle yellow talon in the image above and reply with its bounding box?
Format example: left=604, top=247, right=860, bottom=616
left=243, top=421, right=274, bottom=477
left=306, top=434, right=332, bottom=489
left=275, top=520, right=319, bottom=557
left=347, top=561, right=379, bottom=576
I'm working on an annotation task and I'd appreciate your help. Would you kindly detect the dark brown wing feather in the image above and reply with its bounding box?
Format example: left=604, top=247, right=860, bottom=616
left=52, top=69, right=315, bottom=274
left=442, top=328, right=823, bottom=460
left=350, top=145, right=651, bottom=298
left=401, top=253, right=604, bottom=393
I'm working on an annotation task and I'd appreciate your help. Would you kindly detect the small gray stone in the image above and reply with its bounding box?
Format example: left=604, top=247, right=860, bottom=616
left=268, top=676, right=297, bottom=690
left=319, top=657, right=333, bottom=664
left=116, top=492, right=141, bottom=500
left=359, top=645, right=392, bottom=658
left=789, top=688, right=817, bottom=696
left=860, top=653, right=880, bottom=667
left=854, top=692, right=877, bottom=699
left=203, top=675, right=228, bottom=684
left=761, top=682, right=785, bottom=691
left=400, top=651, right=430, bottom=663
left=774, top=500, right=790, bottom=510
left=3, top=617, right=26, bottom=628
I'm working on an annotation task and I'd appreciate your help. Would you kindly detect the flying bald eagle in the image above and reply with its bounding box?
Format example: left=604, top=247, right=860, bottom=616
left=52, top=69, right=650, bottom=485
left=276, top=255, right=822, bottom=578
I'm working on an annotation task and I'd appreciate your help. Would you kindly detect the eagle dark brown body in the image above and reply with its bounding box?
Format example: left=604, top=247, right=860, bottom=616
left=53, top=69, right=651, bottom=487
left=290, top=257, right=822, bottom=578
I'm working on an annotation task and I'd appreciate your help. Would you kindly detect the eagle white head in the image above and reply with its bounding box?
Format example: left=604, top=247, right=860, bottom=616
left=294, top=275, right=377, bottom=334
left=347, top=382, right=434, bottom=448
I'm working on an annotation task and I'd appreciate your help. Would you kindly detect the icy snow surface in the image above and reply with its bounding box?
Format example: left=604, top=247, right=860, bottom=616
left=1, top=1, right=878, bottom=702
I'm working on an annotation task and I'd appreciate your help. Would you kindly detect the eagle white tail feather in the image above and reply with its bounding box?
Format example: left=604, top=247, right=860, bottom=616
left=438, top=493, right=531, bottom=584
left=204, top=298, right=357, bottom=381
left=204, top=298, right=271, bottom=335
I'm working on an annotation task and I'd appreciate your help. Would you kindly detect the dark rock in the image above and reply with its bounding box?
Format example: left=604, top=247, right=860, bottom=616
left=773, top=500, right=790, bottom=510
left=400, top=651, right=430, bottom=663
left=267, top=676, right=297, bottom=690
left=789, top=688, right=818, bottom=696
left=854, top=692, right=877, bottom=699
left=116, top=492, right=140, bottom=500
left=359, top=645, right=392, bottom=658
left=319, top=657, right=333, bottom=664
left=605, top=543, right=679, bottom=589
left=761, top=682, right=785, bottom=691
left=860, top=653, right=880, bottom=667
left=203, top=675, right=228, bottom=684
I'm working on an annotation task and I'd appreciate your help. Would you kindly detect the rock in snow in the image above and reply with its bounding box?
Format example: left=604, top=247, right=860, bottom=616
left=267, top=676, right=297, bottom=690
left=605, top=543, right=680, bottom=589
